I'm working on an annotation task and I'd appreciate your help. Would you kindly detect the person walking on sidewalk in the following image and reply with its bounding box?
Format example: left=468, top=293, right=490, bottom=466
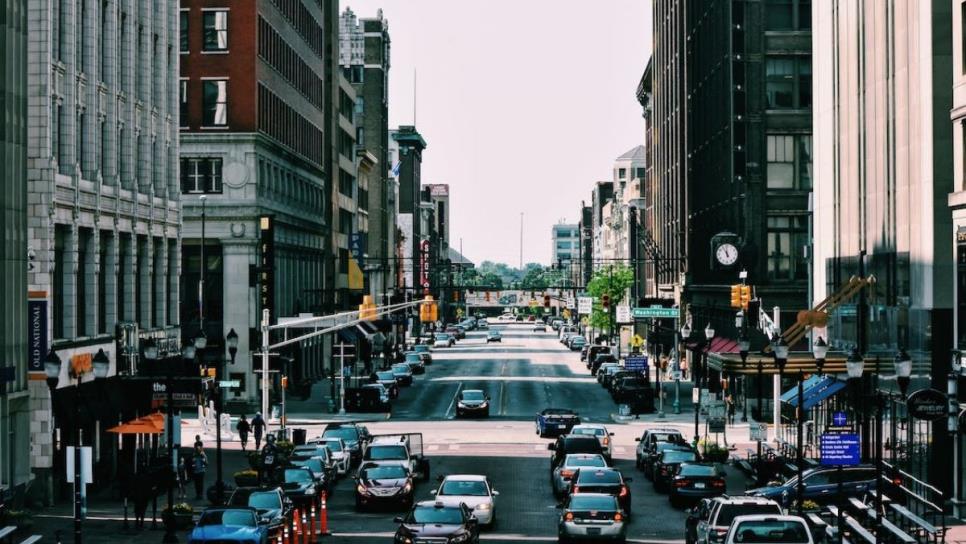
left=237, top=414, right=251, bottom=451
left=251, top=412, right=266, bottom=450
left=191, top=446, right=208, bottom=500
left=726, top=394, right=736, bottom=425
left=177, top=455, right=188, bottom=500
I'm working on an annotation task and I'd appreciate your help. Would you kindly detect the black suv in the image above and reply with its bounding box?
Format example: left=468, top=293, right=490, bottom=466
left=549, top=435, right=605, bottom=473
left=394, top=501, right=480, bottom=544
left=322, top=422, right=372, bottom=465
left=635, top=428, right=688, bottom=471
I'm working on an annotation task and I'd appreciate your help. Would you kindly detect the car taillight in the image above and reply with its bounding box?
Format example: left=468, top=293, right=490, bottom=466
left=614, top=512, right=623, bottom=522
left=673, top=479, right=690, bottom=488
left=619, top=485, right=629, bottom=497
left=712, top=479, right=726, bottom=488
left=572, top=485, right=580, bottom=494
left=561, top=470, right=575, bottom=479
left=892, top=477, right=902, bottom=486
left=564, top=512, right=574, bottom=521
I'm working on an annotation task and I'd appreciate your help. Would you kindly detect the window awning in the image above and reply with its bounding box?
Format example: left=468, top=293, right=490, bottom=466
left=356, top=322, right=379, bottom=338
left=780, top=374, right=824, bottom=403
left=783, top=376, right=847, bottom=410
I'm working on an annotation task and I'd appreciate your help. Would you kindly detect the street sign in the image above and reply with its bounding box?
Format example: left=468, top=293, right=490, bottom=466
left=708, top=418, right=726, bottom=433
left=578, top=297, right=593, bottom=315
left=632, top=307, right=679, bottom=319
left=625, top=356, right=649, bottom=372
left=616, top=305, right=631, bottom=323
left=669, top=370, right=683, bottom=381
left=218, top=380, right=241, bottom=388
left=631, top=334, right=644, bottom=348
left=562, top=309, right=572, bottom=320
left=820, top=433, right=861, bottom=466
left=906, top=388, right=948, bottom=421
left=832, top=411, right=848, bottom=426
left=750, top=423, right=768, bottom=442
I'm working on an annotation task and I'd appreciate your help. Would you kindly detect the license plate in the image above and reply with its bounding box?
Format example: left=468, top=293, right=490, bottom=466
left=586, top=528, right=601, bottom=535
left=694, top=483, right=706, bottom=489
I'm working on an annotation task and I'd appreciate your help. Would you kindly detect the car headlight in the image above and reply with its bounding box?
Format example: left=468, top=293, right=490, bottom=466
left=475, top=502, right=492, bottom=511
left=450, top=532, right=471, bottom=543
left=395, top=535, right=413, bottom=544
left=402, top=482, right=413, bottom=493
left=357, top=484, right=368, bottom=495
left=457, top=402, right=467, bottom=408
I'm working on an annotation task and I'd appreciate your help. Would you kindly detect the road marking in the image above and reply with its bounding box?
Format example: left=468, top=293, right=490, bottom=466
left=444, top=381, right=463, bottom=419
left=329, top=532, right=684, bottom=543
left=427, top=444, right=440, bottom=451
left=430, top=376, right=595, bottom=383
left=534, top=444, right=545, bottom=451
left=448, top=444, right=461, bottom=451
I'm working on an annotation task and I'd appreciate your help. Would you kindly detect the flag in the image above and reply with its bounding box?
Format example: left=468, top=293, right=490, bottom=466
left=391, top=161, right=401, bottom=177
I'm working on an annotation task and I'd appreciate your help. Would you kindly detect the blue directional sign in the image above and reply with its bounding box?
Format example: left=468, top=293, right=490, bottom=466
left=820, top=433, right=860, bottom=466
left=832, top=411, right=849, bottom=427
left=625, top=356, right=649, bottom=373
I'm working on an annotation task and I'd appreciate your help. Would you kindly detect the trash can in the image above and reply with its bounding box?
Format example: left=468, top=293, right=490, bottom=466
left=292, top=428, right=307, bottom=446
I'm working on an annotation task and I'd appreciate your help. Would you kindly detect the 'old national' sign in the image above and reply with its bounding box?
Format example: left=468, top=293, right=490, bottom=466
left=906, top=388, right=948, bottom=422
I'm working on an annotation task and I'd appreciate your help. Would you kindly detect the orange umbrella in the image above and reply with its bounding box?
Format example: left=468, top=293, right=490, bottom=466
left=107, top=421, right=162, bottom=435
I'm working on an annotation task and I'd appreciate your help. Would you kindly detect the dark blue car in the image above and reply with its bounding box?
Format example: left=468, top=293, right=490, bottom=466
left=535, top=408, right=581, bottom=438
left=746, top=465, right=876, bottom=507
left=188, top=507, right=268, bottom=544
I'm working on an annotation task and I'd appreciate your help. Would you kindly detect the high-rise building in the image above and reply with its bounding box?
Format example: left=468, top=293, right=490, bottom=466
left=814, top=0, right=953, bottom=492
left=552, top=224, right=580, bottom=265
left=179, top=0, right=333, bottom=403
left=950, top=0, right=966, bottom=512
left=27, top=0, right=182, bottom=499
left=1, top=0, right=32, bottom=497
left=591, top=181, right=614, bottom=264
left=340, top=8, right=393, bottom=299
left=393, top=126, right=428, bottom=304
left=332, top=75, right=363, bottom=308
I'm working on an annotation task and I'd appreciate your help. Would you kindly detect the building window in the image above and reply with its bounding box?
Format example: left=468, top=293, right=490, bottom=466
left=180, top=80, right=188, bottom=126
left=339, top=209, right=354, bottom=235
left=765, top=0, right=810, bottom=30
left=618, top=168, right=627, bottom=179
left=766, top=57, right=811, bottom=109
left=203, top=10, right=228, bottom=51
left=202, top=80, right=228, bottom=126
left=767, top=216, right=808, bottom=281
left=356, top=127, right=365, bottom=146
left=180, top=10, right=189, bottom=52
left=339, top=169, right=354, bottom=198
left=634, top=167, right=646, bottom=179
left=766, top=134, right=812, bottom=190
left=180, top=157, right=223, bottom=193
left=338, top=248, right=350, bottom=274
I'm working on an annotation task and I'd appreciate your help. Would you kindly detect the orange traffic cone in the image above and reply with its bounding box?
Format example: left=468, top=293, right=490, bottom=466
left=320, top=491, right=330, bottom=536
left=310, top=501, right=317, bottom=543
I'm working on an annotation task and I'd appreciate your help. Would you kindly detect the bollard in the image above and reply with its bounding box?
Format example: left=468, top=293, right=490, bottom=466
left=293, top=509, right=302, bottom=542
left=310, top=501, right=317, bottom=543
left=284, top=521, right=291, bottom=544
left=319, top=491, right=330, bottom=535
left=276, top=531, right=283, bottom=544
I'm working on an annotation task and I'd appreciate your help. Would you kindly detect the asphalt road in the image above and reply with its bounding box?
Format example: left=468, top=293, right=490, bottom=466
left=320, top=322, right=742, bottom=543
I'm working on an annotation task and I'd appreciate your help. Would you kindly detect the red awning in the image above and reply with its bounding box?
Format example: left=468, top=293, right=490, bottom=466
left=706, top=337, right=739, bottom=354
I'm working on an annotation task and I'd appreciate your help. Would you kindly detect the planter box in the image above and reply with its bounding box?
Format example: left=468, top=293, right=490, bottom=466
left=234, top=474, right=259, bottom=487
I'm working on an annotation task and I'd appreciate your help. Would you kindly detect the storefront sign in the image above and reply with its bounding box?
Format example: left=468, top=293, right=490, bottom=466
left=906, top=388, right=948, bottom=421
left=820, top=433, right=860, bottom=466
left=259, top=215, right=275, bottom=322
left=616, top=305, right=631, bottom=323
left=27, top=295, right=48, bottom=373
left=625, top=356, right=648, bottom=372
left=577, top=297, right=593, bottom=315
left=419, top=240, right=430, bottom=289
left=150, top=380, right=201, bottom=409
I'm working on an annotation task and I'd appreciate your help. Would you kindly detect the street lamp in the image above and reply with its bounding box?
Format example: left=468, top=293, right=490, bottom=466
left=143, top=340, right=179, bottom=543
left=894, top=347, right=912, bottom=398
left=45, top=348, right=108, bottom=544
left=226, top=328, right=239, bottom=365
left=813, top=336, right=828, bottom=374
left=773, top=335, right=789, bottom=381
left=738, top=330, right=751, bottom=423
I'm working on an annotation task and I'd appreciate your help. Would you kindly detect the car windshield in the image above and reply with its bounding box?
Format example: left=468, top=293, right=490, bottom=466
left=363, top=465, right=408, bottom=479
left=563, top=439, right=601, bottom=453
left=462, top=391, right=485, bottom=401
left=569, top=495, right=618, bottom=511
left=408, top=506, right=464, bottom=525
left=320, top=440, right=343, bottom=452
left=292, top=458, right=324, bottom=473
left=440, top=480, right=489, bottom=496
left=295, top=447, right=329, bottom=460
left=438, top=333, right=451, bottom=339
left=284, top=469, right=314, bottom=484
left=678, top=464, right=718, bottom=477
left=657, top=442, right=687, bottom=452
left=198, top=509, right=257, bottom=527
left=577, top=470, right=621, bottom=484
left=405, top=353, right=420, bottom=362
left=323, top=428, right=358, bottom=442
left=367, top=445, right=407, bottom=460
left=414, top=345, right=429, bottom=352
left=544, top=409, right=574, bottom=415
left=565, top=455, right=607, bottom=467
left=572, top=427, right=605, bottom=437
left=248, top=492, right=281, bottom=509
left=392, top=365, right=410, bottom=373
left=732, top=520, right=810, bottom=543
left=716, top=505, right=783, bottom=526
left=663, top=451, right=697, bottom=463
left=376, top=371, right=395, bottom=380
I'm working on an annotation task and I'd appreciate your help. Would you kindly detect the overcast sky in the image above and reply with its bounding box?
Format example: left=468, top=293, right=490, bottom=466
left=344, top=0, right=652, bottom=266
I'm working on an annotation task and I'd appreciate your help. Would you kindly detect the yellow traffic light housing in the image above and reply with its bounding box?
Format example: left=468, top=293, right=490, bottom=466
left=740, top=285, right=752, bottom=309
left=420, top=295, right=437, bottom=323
left=730, top=284, right=742, bottom=309
left=358, top=295, right=377, bottom=321
left=602, top=294, right=610, bottom=309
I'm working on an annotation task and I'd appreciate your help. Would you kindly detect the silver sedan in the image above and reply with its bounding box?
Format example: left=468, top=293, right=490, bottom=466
left=551, top=453, right=609, bottom=498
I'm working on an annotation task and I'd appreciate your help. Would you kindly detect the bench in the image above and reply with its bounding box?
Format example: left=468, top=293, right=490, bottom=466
left=845, top=516, right=877, bottom=544
left=0, top=527, right=16, bottom=543
left=18, top=536, right=42, bottom=544
left=878, top=517, right=917, bottom=544
left=848, top=497, right=871, bottom=515
left=889, top=504, right=947, bottom=543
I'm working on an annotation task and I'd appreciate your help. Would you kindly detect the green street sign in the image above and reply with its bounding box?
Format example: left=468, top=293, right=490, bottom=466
left=218, top=380, right=241, bottom=388
left=631, top=307, right=679, bottom=319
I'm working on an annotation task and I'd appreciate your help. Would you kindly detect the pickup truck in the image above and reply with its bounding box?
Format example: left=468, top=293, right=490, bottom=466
left=362, top=433, right=431, bottom=482
left=535, top=408, right=581, bottom=438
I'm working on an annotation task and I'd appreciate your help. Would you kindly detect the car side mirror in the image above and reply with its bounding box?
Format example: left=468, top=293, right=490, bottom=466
left=609, top=432, right=615, bottom=436
left=634, top=437, right=641, bottom=442
left=429, top=489, right=438, bottom=495
left=393, top=516, right=404, bottom=523
left=492, top=490, right=500, bottom=496
left=624, top=477, right=633, bottom=483
left=547, top=444, right=555, bottom=451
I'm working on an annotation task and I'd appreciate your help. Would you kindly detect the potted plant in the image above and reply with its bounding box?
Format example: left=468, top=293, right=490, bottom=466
left=162, top=502, right=195, bottom=530
left=5, top=510, right=33, bottom=530
left=234, top=469, right=259, bottom=487
left=793, top=499, right=821, bottom=513
left=699, top=439, right=729, bottom=463
left=247, top=450, right=262, bottom=470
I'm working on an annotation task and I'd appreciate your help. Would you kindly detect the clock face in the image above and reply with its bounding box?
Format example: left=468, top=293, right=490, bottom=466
left=716, top=243, right=739, bottom=266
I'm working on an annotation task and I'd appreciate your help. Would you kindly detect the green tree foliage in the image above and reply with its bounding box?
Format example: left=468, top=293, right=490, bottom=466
left=585, top=265, right=634, bottom=330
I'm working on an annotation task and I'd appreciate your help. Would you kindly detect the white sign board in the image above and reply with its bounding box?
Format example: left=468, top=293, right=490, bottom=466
left=750, top=423, right=768, bottom=442
left=616, top=305, right=631, bottom=323
left=669, top=370, right=683, bottom=381
left=66, top=446, right=93, bottom=485
left=577, top=297, right=593, bottom=315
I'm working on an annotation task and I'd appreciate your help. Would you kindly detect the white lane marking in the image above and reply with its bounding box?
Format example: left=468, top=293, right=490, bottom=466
left=534, top=444, right=545, bottom=451
left=444, top=381, right=464, bottom=419
left=448, top=444, right=461, bottom=451
left=614, top=446, right=627, bottom=454
left=329, top=532, right=684, bottom=543
left=431, top=376, right=595, bottom=383
left=427, top=444, right=440, bottom=451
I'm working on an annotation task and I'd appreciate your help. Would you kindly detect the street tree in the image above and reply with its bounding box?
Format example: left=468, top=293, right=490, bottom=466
left=585, top=264, right=634, bottom=331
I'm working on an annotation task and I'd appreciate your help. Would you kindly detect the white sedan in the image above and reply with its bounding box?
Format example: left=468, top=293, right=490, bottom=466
left=430, top=474, right=500, bottom=527
left=311, top=437, right=350, bottom=476
left=569, top=424, right=616, bottom=459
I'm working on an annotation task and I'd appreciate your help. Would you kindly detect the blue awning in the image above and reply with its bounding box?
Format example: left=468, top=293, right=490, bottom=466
left=780, top=374, right=824, bottom=403
left=783, top=376, right=847, bottom=410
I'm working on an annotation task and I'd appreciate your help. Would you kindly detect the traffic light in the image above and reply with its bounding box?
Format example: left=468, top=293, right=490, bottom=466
left=730, top=284, right=742, bottom=309
left=601, top=294, right=611, bottom=309
left=543, top=294, right=551, bottom=308
left=419, top=295, right=438, bottom=323
left=746, top=299, right=761, bottom=328
left=740, top=285, right=752, bottom=309
left=358, top=295, right=377, bottom=321
left=281, top=376, right=288, bottom=389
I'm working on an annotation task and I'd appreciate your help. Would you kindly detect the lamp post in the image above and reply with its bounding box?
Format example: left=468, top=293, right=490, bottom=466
left=143, top=340, right=179, bottom=543
left=45, top=348, right=109, bottom=544
left=675, top=322, right=690, bottom=416
left=773, top=336, right=789, bottom=444
left=738, top=328, right=750, bottom=423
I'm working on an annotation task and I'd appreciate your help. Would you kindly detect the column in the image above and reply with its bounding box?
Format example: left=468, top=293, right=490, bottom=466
left=222, top=240, right=255, bottom=401
left=153, top=236, right=166, bottom=327
left=118, top=0, right=135, bottom=190
left=120, top=233, right=136, bottom=322
left=102, top=232, right=119, bottom=331
left=84, top=228, right=99, bottom=336
left=101, top=0, right=118, bottom=185
left=138, top=235, right=153, bottom=327
left=168, top=237, right=180, bottom=325
left=61, top=225, right=79, bottom=338
left=81, top=0, right=98, bottom=180
left=59, top=0, right=76, bottom=176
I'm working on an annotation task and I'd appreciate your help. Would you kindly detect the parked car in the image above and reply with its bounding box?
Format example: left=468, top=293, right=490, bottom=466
left=456, top=389, right=491, bottom=418
left=746, top=465, right=878, bottom=508
left=535, top=408, right=581, bottom=438
left=585, top=346, right=612, bottom=368
left=403, top=352, right=427, bottom=374
left=566, top=467, right=632, bottom=515
left=724, top=515, right=813, bottom=544
left=289, top=456, right=330, bottom=488
left=371, top=371, right=401, bottom=399
left=533, top=323, right=547, bottom=332
left=551, top=453, right=609, bottom=498
left=477, top=320, right=489, bottom=329
left=653, top=448, right=699, bottom=492
left=580, top=344, right=591, bottom=361
left=568, top=424, right=615, bottom=459
left=591, top=353, right=618, bottom=375
left=435, top=332, right=456, bottom=347
left=445, top=325, right=465, bottom=339
left=605, top=371, right=639, bottom=394
left=557, top=493, right=627, bottom=543
left=189, top=507, right=269, bottom=544
left=596, top=362, right=621, bottom=383
left=635, top=428, right=688, bottom=472
left=668, top=463, right=727, bottom=507
left=487, top=330, right=502, bottom=343
left=291, top=444, right=336, bottom=478
left=599, top=365, right=626, bottom=389
left=611, top=375, right=650, bottom=403
left=549, top=435, right=605, bottom=474
left=431, top=474, right=500, bottom=527
left=280, top=467, right=324, bottom=506
left=226, top=487, right=292, bottom=537
left=568, top=336, right=587, bottom=351
left=354, top=462, right=414, bottom=511
left=390, top=363, right=414, bottom=386
left=310, top=437, right=350, bottom=476
left=393, top=501, right=480, bottom=544
left=695, top=496, right=784, bottom=544
left=322, top=422, right=372, bottom=465
left=644, top=442, right=694, bottom=480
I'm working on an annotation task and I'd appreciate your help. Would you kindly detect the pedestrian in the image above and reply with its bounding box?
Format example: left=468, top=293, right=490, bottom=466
left=260, top=434, right=278, bottom=485
left=251, top=412, right=266, bottom=450
left=726, top=394, right=736, bottom=424
left=133, top=473, right=150, bottom=529
left=236, top=414, right=251, bottom=451
left=194, top=434, right=204, bottom=449
left=191, top=446, right=208, bottom=500
left=177, top=455, right=188, bottom=500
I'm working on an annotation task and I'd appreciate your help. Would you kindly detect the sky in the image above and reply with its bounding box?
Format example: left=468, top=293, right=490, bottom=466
left=343, top=0, right=652, bottom=266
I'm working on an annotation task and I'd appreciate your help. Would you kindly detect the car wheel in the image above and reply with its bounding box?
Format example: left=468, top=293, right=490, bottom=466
left=669, top=496, right=680, bottom=508
left=483, top=409, right=489, bottom=417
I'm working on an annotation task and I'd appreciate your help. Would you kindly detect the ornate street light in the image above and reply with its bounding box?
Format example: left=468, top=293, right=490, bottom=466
left=773, top=335, right=789, bottom=380
left=44, top=349, right=63, bottom=387
left=846, top=347, right=865, bottom=380
left=894, top=347, right=912, bottom=398
left=226, top=328, right=239, bottom=365
left=194, top=332, right=208, bottom=351
left=704, top=323, right=715, bottom=341
left=92, top=349, right=110, bottom=379
left=813, top=336, right=829, bottom=374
